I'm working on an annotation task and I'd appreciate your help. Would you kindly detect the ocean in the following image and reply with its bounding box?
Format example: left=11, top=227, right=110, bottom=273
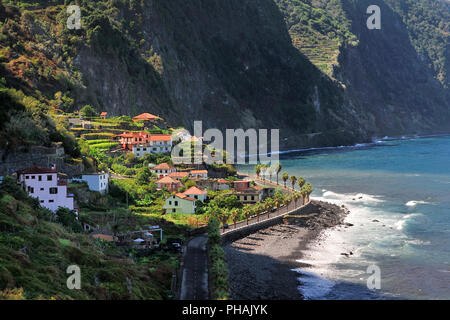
left=238, top=135, right=450, bottom=300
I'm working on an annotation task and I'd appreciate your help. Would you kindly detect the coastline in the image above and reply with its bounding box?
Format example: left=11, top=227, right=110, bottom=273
left=223, top=200, right=350, bottom=300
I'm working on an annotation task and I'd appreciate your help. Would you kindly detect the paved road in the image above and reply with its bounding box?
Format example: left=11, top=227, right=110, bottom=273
left=179, top=235, right=209, bottom=300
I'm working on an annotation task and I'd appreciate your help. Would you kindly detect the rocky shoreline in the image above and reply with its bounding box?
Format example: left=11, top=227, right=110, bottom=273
left=223, top=200, right=350, bottom=300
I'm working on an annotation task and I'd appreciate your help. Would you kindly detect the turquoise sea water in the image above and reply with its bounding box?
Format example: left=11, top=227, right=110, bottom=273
left=239, top=135, right=450, bottom=299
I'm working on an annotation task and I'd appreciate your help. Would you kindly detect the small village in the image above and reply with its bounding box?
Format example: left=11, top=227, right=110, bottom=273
left=2, top=107, right=313, bottom=254
left=0, top=106, right=313, bottom=301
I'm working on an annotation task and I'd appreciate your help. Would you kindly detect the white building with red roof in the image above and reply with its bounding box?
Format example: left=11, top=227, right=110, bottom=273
left=151, top=163, right=176, bottom=178
left=164, top=193, right=196, bottom=214
left=189, top=169, right=208, bottom=179
left=182, top=186, right=207, bottom=202
left=16, top=166, right=74, bottom=212
left=132, top=134, right=172, bottom=157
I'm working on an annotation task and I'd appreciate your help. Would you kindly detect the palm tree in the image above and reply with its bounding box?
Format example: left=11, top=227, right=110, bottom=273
left=254, top=164, right=261, bottom=178
left=282, top=172, right=289, bottom=188
left=274, top=163, right=282, bottom=185
left=300, top=187, right=308, bottom=205
left=254, top=202, right=263, bottom=222
left=297, top=177, right=305, bottom=190
left=264, top=197, right=274, bottom=219
left=293, top=191, right=301, bottom=208
left=274, top=197, right=282, bottom=214
left=268, top=166, right=273, bottom=183
left=260, top=164, right=268, bottom=181
left=220, top=208, right=231, bottom=233
left=243, top=204, right=252, bottom=225
left=290, top=175, right=297, bottom=190
left=284, top=194, right=293, bottom=212
left=305, top=182, right=313, bottom=204
left=231, top=208, right=240, bottom=229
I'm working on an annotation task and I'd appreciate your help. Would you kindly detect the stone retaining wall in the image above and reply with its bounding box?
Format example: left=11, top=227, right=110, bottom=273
left=221, top=201, right=312, bottom=244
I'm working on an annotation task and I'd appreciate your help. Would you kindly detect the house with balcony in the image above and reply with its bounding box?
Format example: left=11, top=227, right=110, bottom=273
left=132, top=134, right=172, bottom=157
left=116, top=131, right=150, bottom=151
left=16, top=166, right=74, bottom=212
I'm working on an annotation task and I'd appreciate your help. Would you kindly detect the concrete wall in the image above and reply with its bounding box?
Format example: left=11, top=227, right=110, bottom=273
left=221, top=201, right=313, bottom=244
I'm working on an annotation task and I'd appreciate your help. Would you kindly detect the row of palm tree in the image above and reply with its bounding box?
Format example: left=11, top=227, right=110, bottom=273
left=254, top=162, right=282, bottom=184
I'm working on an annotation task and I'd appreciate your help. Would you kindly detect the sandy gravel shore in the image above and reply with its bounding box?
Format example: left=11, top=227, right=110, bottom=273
left=223, top=200, right=349, bottom=300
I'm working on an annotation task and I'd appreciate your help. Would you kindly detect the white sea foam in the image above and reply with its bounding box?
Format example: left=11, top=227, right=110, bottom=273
left=314, top=190, right=384, bottom=205
left=406, top=200, right=430, bottom=207
left=293, top=269, right=336, bottom=300
left=395, top=213, right=428, bottom=231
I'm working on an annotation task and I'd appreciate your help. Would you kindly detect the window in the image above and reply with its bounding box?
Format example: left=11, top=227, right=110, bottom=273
left=40, top=200, right=44, bottom=203
left=49, top=200, right=54, bottom=203
left=172, top=209, right=176, bottom=213
left=38, top=175, right=42, bottom=181
left=40, top=188, right=44, bottom=191
left=169, top=201, right=172, bottom=205
left=175, top=201, right=178, bottom=206
left=251, top=196, right=255, bottom=201
left=136, top=148, right=140, bottom=151
left=50, top=187, right=58, bottom=194
left=194, top=195, right=198, bottom=199
left=143, top=148, right=147, bottom=151
left=47, top=175, right=53, bottom=181
left=26, top=176, right=30, bottom=179
left=31, top=176, right=35, bottom=179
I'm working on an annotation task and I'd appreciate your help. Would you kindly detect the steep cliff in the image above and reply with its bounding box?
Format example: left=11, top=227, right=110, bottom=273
left=0, top=0, right=449, bottom=150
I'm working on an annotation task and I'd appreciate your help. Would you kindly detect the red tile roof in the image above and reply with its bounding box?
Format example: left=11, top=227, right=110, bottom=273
left=169, top=172, right=189, bottom=178
left=150, top=134, right=172, bottom=142
left=183, top=186, right=207, bottom=195
left=175, top=193, right=196, bottom=201
left=190, top=170, right=208, bottom=174
left=100, top=112, right=108, bottom=116
left=217, top=179, right=230, bottom=184
left=157, top=176, right=180, bottom=184
left=133, top=113, right=161, bottom=121
left=153, top=163, right=175, bottom=170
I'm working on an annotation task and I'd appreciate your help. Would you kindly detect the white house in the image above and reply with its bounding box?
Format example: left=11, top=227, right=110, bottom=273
left=189, top=170, right=208, bottom=179
left=72, top=173, right=109, bottom=194
left=16, top=166, right=74, bottom=212
left=151, top=163, right=176, bottom=178
left=164, top=193, right=196, bottom=214
left=133, top=135, right=172, bottom=157
left=182, top=186, right=207, bottom=202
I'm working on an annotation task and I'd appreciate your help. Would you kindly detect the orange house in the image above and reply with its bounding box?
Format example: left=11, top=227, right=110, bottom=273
left=117, top=131, right=150, bottom=151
